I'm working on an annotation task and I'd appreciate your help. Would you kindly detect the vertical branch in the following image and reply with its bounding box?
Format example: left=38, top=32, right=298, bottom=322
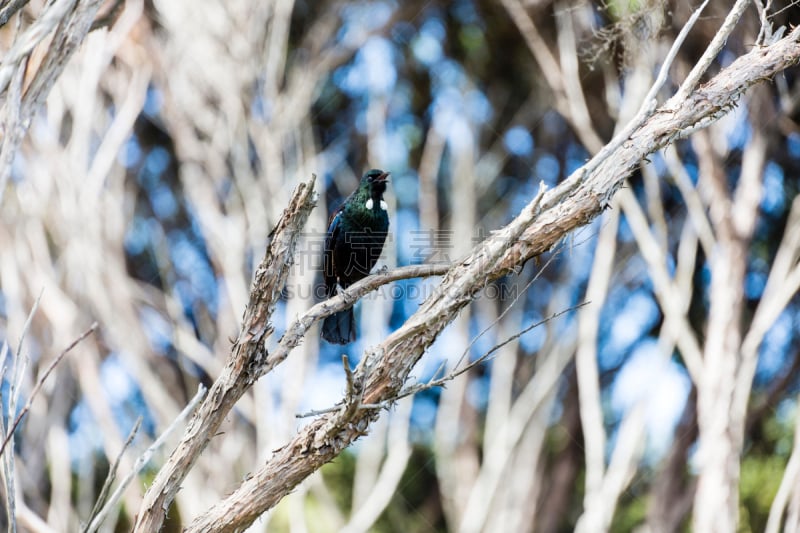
left=575, top=210, right=618, bottom=518
left=0, top=297, right=40, bottom=533
left=555, top=2, right=604, bottom=153
left=692, top=95, right=767, bottom=531
left=433, top=118, right=480, bottom=532
left=617, top=187, right=704, bottom=381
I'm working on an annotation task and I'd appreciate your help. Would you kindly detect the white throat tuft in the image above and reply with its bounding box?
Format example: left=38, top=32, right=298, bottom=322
left=365, top=198, right=387, bottom=211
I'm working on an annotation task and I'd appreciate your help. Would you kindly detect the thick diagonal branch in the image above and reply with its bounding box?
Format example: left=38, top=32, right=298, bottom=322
left=133, top=178, right=317, bottom=532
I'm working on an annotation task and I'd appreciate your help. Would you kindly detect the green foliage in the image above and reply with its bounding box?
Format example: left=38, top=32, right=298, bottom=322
left=377, top=446, right=444, bottom=533
left=322, top=450, right=357, bottom=512
left=297, top=446, right=445, bottom=533
left=610, top=493, right=647, bottom=533
left=739, top=454, right=786, bottom=532
left=606, top=0, right=647, bottom=19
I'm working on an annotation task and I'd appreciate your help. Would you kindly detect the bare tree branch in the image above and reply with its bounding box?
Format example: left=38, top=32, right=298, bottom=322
left=132, top=178, right=317, bottom=531
left=671, top=0, right=750, bottom=103
left=576, top=209, right=618, bottom=523
left=0, top=295, right=41, bottom=533
left=0, top=0, right=30, bottom=28
left=0, top=0, right=105, bottom=204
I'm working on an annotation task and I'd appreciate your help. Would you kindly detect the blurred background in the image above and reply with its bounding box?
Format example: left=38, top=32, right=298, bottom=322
left=1, top=0, right=800, bottom=531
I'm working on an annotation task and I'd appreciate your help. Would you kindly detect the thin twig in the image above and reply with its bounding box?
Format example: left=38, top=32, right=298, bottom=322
left=450, top=241, right=559, bottom=373
left=1, top=291, right=42, bottom=533
left=671, top=0, right=750, bottom=103
left=296, top=251, right=555, bottom=420
left=313, top=264, right=450, bottom=319
left=295, top=404, right=343, bottom=418
left=275, top=263, right=451, bottom=369
left=0, top=343, right=8, bottom=394
left=298, top=302, right=589, bottom=419
left=396, top=302, right=590, bottom=400
left=753, top=0, right=774, bottom=45
left=0, top=322, right=98, bottom=457
left=663, top=146, right=716, bottom=255
left=8, top=291, right=41, bottom=437
left=83, top=417, right=142, bottom=533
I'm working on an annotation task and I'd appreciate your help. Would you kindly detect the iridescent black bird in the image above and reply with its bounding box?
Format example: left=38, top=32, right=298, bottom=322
left=322, top=169, right=390, bottom=344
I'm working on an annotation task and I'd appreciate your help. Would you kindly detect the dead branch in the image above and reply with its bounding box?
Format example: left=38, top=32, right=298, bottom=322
left=0, top=0, right=105, bottom=204
left=132, top=178, right=317, bottom=531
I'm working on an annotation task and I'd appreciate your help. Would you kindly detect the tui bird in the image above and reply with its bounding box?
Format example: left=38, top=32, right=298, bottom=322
left=321, top=169, right=390, bottom=344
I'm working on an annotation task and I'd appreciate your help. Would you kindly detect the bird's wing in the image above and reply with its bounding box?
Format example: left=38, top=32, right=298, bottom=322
left=323, top=207, right=343, bottom=297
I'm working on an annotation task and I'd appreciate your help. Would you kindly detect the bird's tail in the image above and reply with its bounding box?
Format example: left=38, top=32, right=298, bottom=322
left=321, top=307, right=356, bottom=344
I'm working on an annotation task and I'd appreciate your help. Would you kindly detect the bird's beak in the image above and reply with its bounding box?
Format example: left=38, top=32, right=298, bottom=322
left=376, top=171, right=390, bottom=183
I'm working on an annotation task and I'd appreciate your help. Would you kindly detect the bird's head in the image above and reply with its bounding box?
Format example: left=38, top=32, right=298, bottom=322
left=362, top=168, right=389, bottom=197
